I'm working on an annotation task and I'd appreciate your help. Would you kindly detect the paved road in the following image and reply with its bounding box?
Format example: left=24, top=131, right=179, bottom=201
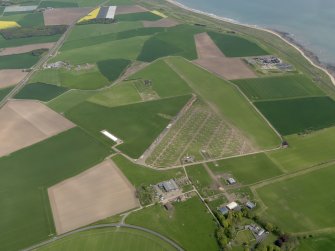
left=23, top=223, right=184, bottom=251
left=0, top=22, right=76, bottom=108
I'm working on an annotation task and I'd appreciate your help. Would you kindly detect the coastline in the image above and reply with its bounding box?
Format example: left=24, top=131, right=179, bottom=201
left=165, top=0, right=335, bottom=86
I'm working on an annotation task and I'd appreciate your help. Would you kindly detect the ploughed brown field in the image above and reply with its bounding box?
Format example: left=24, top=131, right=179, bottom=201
left=115, top=5, right=148, bottom=14
left=193, top=32, right=257, bottom=80
left=0, top=42, right=55, bottom=56
left=0, top=69, right=28, bottom=88
left=48, top=160, right=140, bottom=234
left=143, top=18, right=179, bottom=28
left=43, top=8, right=91, bottom=25
left=0, top=100, right=75, bottom=157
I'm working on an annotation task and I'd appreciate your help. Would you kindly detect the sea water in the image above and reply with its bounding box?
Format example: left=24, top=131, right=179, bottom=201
left=177, top=0, right=335, bottom=65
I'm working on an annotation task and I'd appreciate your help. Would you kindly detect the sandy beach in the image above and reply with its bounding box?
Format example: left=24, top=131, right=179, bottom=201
left=166, top=0, right=335, bottom=87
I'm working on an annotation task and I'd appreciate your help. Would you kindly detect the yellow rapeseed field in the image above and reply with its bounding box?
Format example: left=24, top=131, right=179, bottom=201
left=78, top=8, right=100, bottom=23
left=150, top=10, right=167, bottom=18
left=0, top=21, right=20, bottom=30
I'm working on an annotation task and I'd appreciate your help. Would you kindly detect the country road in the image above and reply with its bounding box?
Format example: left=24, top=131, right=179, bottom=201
left=22, top=223, right=184, bottom=251
left=0, top=21, right=76, bottom=108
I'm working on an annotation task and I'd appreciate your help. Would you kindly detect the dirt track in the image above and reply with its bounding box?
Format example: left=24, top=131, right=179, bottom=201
left=0, top=43, right=55, bottom=56
left=115, top=5, right=148, bottom=14
left=43, top=8, right=90, bottom=25
left=143, top=18, right=179, bottom=28
left=48, top=160, right=140, bottom=234
left=0, top=70, right=28, bottom=88
left=0, top=100, right=75, bottom=157
left=193, top=33, right=257, bottom=80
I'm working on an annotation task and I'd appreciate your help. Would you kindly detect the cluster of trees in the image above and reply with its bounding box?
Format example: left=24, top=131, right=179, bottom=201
left=31, top=48, right=48, bottom=57
left=214, top=210, right=244, bottom=249
left=213, top=207, right=299, bottom=251
left=1, top=25, right=67, bottom=39
left=136, top=185, right=154, bottom=206
left=78, top=19, right=115, bottom=25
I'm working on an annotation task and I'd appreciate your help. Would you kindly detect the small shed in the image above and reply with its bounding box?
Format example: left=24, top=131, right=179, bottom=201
left=246, top=201, right=256, bottom=209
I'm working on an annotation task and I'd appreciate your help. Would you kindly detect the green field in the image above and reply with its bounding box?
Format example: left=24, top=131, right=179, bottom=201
left=112, top=155, right=183, bottom=187
left=255, top=96, right=335, bottom=135
left=0, top=51, right=42, bottom=69
left=14, top=82, right=68, bottom=101
left=0, top=128, right=110, bottom=251
left=126, top=196, right=219, bottom=251
left=66, top=95, right=191, bottom=158
left=166, top=57, right=280, bottom=149
left=38, top=0, right=79, bottom=8
left=268, top=127, right=335, bottom=172
left=54, top=35, right=149, bottom=64
left=0, top=86, right=13, bottom=101
left=64, top=22, right=142, bottom=43
left=37, top=227, right=176, bottom=251
left=297, top=234, right=335, bottom=251
left=88, top=82, right=142, bottom=107
left=208, top=31, right=268, bottom=57
left=0, top=34, right=62, bottom=48
left=61, top=27, right=163, bottom=51
left=30, top=66, right=110, bottom=90
left=116, top=12, right=162, bottom=22
left=97, top=58, right=130, bottom=82
left=131, top=59, right=191, bottom=97
left=47, top=89, right=97, bottom=113
left=234, top=75, right=325, bottom=101
left=0, top=12, right=44, bottom=27
left=186, top=164, right=218, bottom=197
left=137, top=25, right=203, bottom=62
left=257, top=163, right=335, bottom=232
left=208, top=153, right=283, bottom=184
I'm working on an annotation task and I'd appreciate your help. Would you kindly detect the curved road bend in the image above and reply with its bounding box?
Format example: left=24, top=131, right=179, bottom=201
left=22, top=223, right=184, bottom=251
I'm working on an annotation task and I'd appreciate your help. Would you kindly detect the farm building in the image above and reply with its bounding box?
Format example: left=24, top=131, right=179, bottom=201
left=227, top=177, right=236, bottom=185
left=226, top=201, right=239, bottom=210
left=158, top=179, right=179, bottom=192
left=219, top=206, right=229, bottom=215
left=101, top=130, right=119, bottom=143
left=246, top=201, right=256, bottom=209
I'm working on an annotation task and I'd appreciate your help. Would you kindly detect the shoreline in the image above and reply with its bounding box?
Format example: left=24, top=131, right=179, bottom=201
left=165, top=0, right=335, bottom=86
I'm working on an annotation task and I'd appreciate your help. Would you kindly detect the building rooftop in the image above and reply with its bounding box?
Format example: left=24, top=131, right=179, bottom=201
left=226, top=201, right=238, bottom=210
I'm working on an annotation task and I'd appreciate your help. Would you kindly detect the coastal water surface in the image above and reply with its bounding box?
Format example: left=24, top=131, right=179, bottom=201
left=177, top=0, right=335, bottom=65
